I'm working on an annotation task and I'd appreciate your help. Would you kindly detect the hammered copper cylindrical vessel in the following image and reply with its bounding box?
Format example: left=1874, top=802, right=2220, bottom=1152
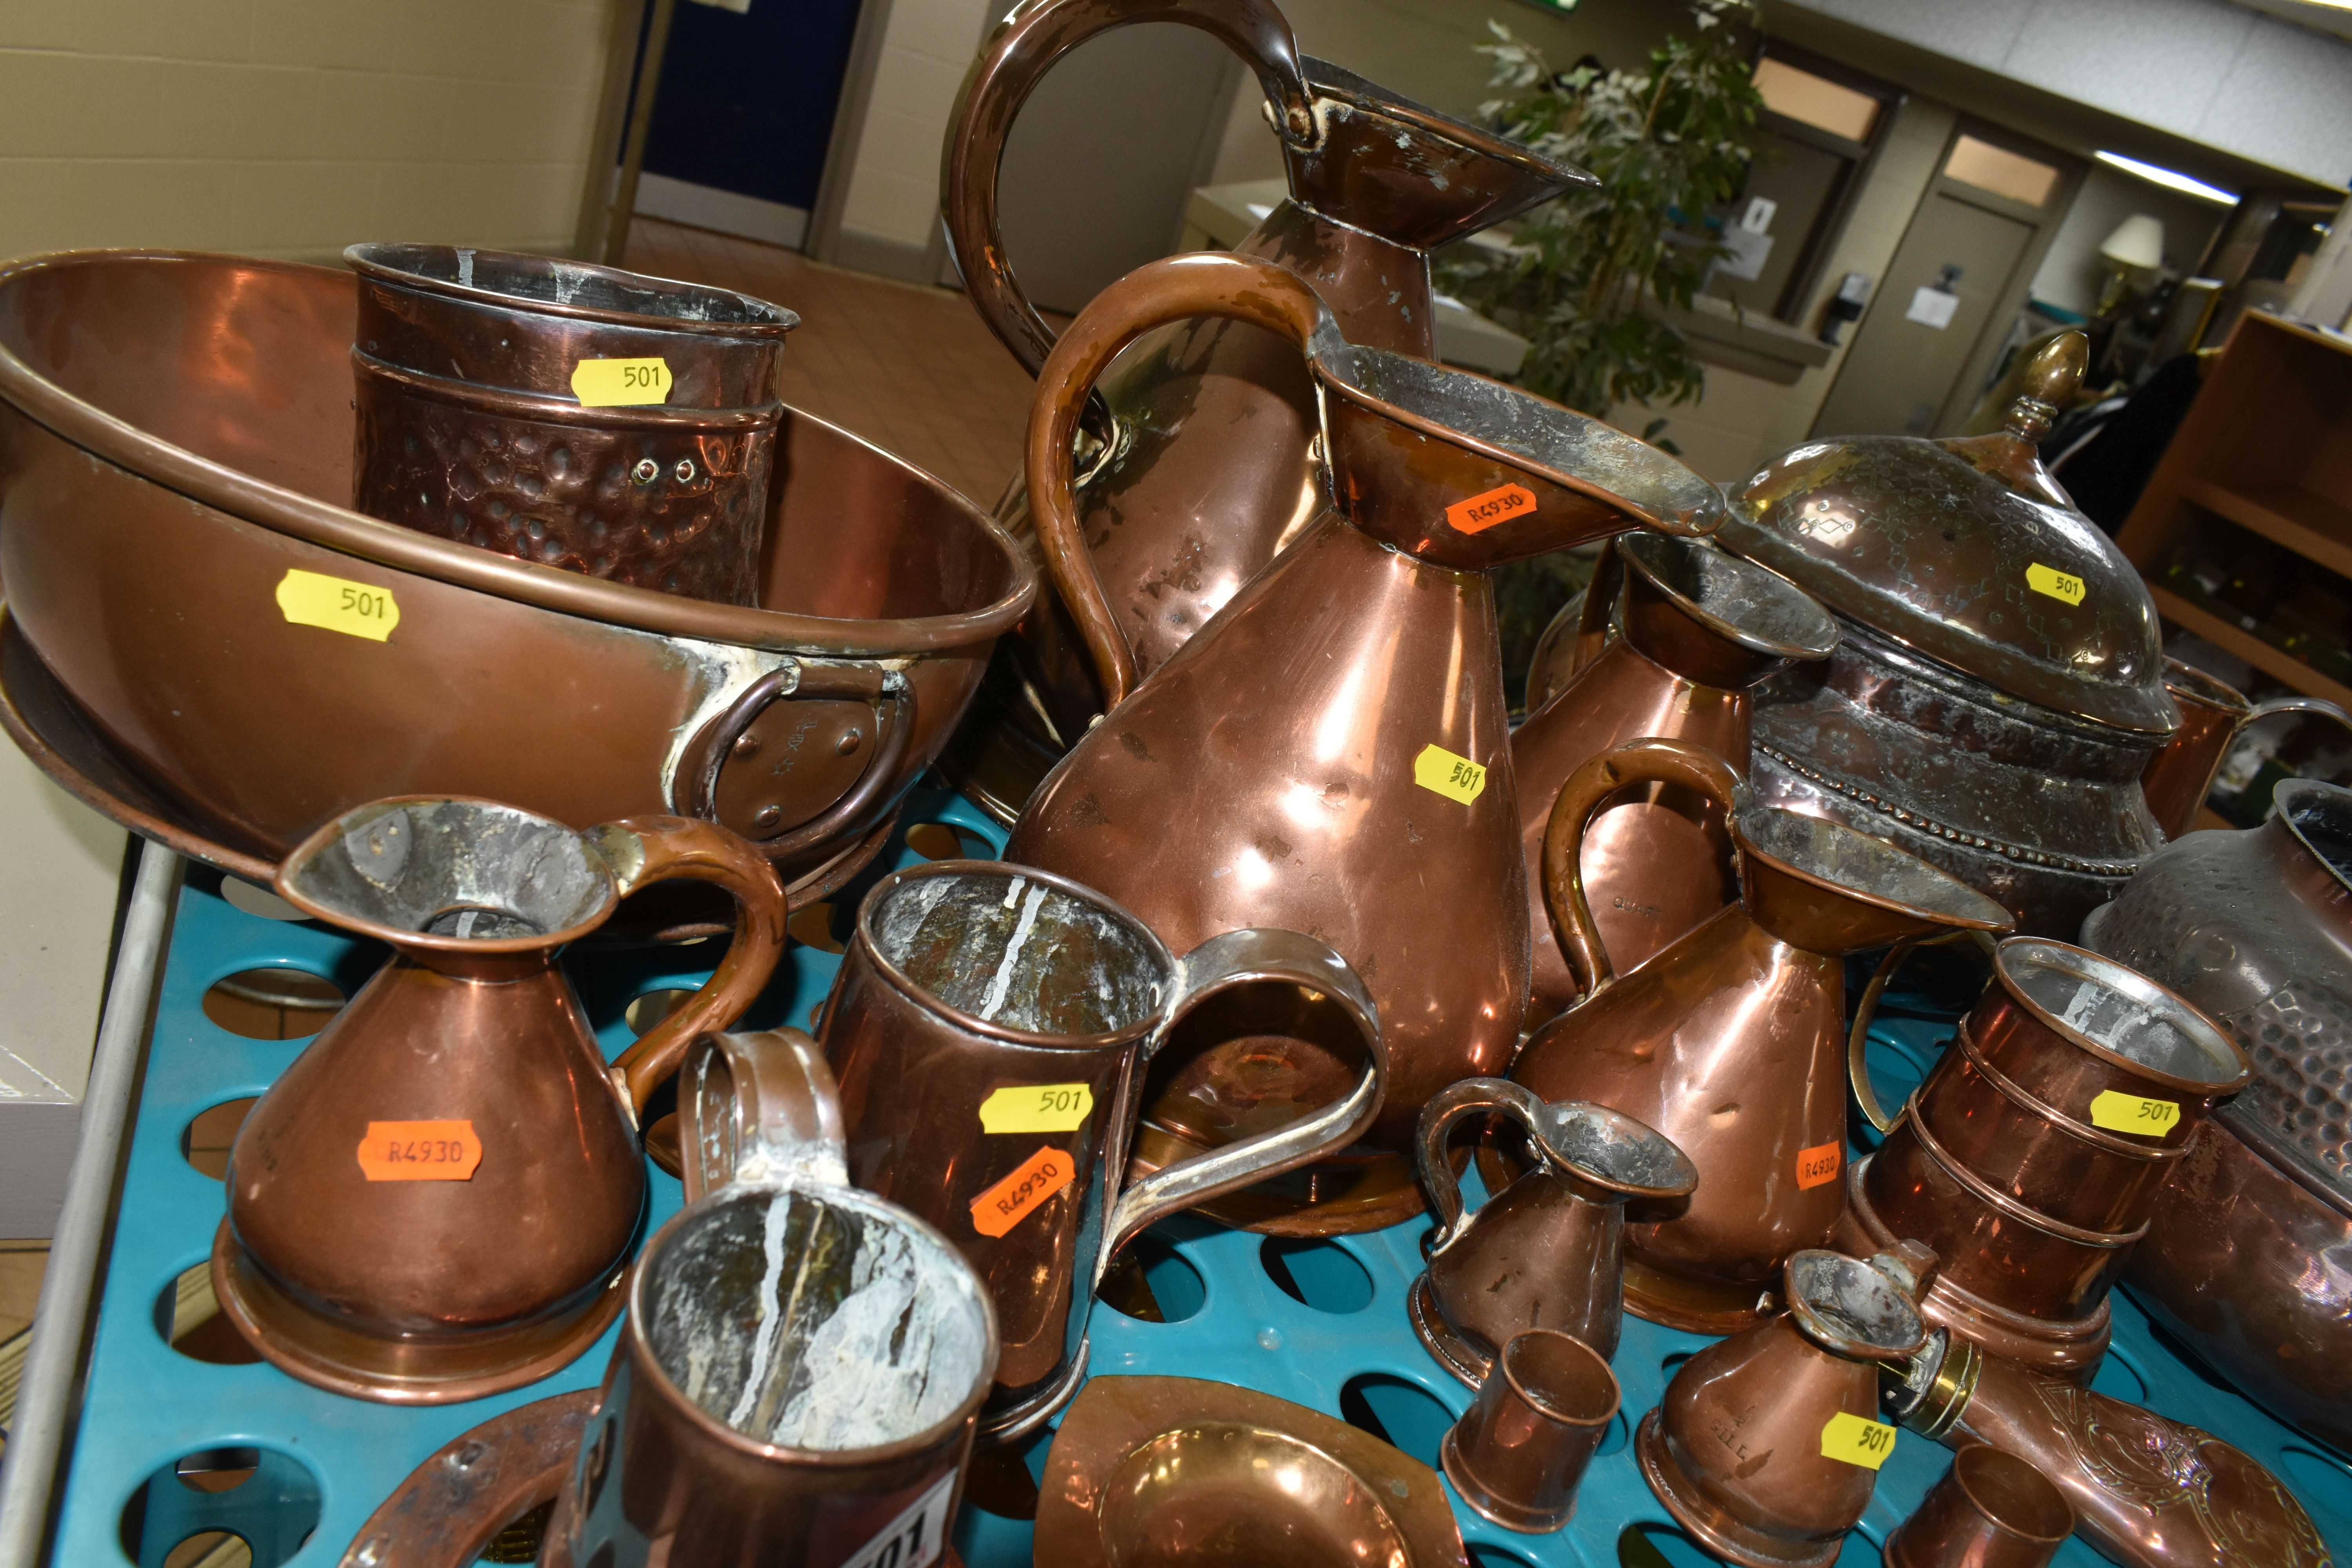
left=1441, top=1329, right=1619, bottom=1534
left=1883, top=1445, right=2072, bottom=1568
left=347, top=243, right=797, bottom=605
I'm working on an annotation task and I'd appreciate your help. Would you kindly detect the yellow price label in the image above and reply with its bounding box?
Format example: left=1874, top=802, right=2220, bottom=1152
left=570, top=357, right=672, bottom=407
left=275, top=569, right=400, bottom=642
left=2026, top=563, right=2086, bottom=606
left=1819, top=1411, right=1898, bottom=1470
left=1412, top=744, right=1488, bottom=804
left=2089, top=1089, right=2180, bottom=1135
left=979, top=1083, right=1094, bottom=1135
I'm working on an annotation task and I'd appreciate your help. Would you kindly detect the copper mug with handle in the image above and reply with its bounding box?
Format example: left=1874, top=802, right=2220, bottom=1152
left=819, top=857, right=1385, bottom=1441
left=213, top=795, right=788, bottom=1405
left=2139, top=657, right=2352, bottom=838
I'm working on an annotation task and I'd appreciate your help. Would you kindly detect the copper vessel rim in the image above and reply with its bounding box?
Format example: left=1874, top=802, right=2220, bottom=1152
left=1535, top=1102, right=1700, bottom=1201
left=1500, top=1329, right=1621, bottom=1428
left=622, top=1176, right=1000, bottom=1464
left=1896, top=1097, right=2150, bottom=1248
left=351, top=350, right=782, bottom=427
left=1947, top=1020, right=2192, bottom=1163
left=1315, top=364, right=1720, bottom=538
left=2161, top=659, right=2252, bottom=716
left=1616, top=533, right=1839, bottom=662
left=272, top=794, right=622, bottom=955
left=1732, top=806, right=2013, bottom=932
left=1989, top=936, right=2251, bottom=1093
left=2276, top=777, right=2352, bottom=898
left=1782, top=1250, right=1926, bottom=1359
left=344, top=241, right=799, bottom=336
left=1945, top=1444, right=2075, bottom=1544
left=0, top=249, right=1037, bottom=655
left=851, top=858, right=1173, bottom=1051
left=1296, top=55, right=1596, bottom=194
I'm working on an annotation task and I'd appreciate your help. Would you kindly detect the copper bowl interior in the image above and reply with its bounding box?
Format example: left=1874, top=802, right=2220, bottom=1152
left=279, top=799, right=608, bottom=942
left=1096, top=1422, right=1410, bottom=1568
left=864, top=866, right=1168, bottom=1040
left=1998, top=938, right=2246, bottom=1087
left=638, top=1183, right=993, bottom=1454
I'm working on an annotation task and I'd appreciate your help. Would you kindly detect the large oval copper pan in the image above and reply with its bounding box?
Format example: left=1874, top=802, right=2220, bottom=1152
left=0, top=250, right=1034, bottom=886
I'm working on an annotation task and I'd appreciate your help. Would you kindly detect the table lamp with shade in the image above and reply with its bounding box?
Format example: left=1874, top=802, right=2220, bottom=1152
left=2098, top=213, right=2165, bottom=314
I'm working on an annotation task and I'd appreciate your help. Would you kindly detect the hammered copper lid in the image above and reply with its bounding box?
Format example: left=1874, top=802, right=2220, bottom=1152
left=1718, top=335, right=2176, bottom=737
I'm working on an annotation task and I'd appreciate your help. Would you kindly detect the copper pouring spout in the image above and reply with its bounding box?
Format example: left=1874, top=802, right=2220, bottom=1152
left=213, top=796, right=788, bottom=1404
left=1003, top=250, right=1720, bottom=1234
left=1639, top=1245, right=1935, bottom=1568
left=1515, top=739, right=2011, bottom=1332
left=1512, top=533, right=1837, bottom=1018
left=1409, top=1076, right=1696, bottom=1384
left=1883, top=1330, right=2335, bottom=1568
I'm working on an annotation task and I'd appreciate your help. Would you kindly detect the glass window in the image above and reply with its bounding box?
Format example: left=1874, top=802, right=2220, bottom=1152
left=1944, top=134, right=2063, bottom=208
left=1754, top=56, right=1882, bottom=144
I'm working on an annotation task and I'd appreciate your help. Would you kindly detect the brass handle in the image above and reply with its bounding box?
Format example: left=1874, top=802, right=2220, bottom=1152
left=677, top=1027, right=846, bottom=1201
left=1845, top=929, right=2000, bottom=1135
left=598, top=816, right=793, bottom=1111
left=1539, top=737, right=1744, bottom=1004
left=942, top=0, right=1318, bottom=376
left=1027, top=251, right=1334, bottom=708
left=684, top=661, right=916, bottom=862
left=1414, top=1077, right=1543, bottom=1253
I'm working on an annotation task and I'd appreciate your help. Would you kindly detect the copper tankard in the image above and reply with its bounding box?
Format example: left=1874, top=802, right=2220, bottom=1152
left=819, top=858, right=1385, bottom=1440
left=541, top=1030, right=1000, bottom=1568
left=212, top=796, right=787, bottom=1404
left=347, top=243, right=797, bottom=605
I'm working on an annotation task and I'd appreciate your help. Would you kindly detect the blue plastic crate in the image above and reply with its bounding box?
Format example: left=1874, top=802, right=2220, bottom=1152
left=45, top=788, right=2352, bottom=1566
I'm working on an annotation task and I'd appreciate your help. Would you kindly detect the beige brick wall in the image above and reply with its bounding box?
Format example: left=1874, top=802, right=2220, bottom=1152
left=0, top=0, right=621, bottom=264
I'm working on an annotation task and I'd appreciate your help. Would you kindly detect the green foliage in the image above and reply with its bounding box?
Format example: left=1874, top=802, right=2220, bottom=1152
left=1438, top=0, right=1763, bottom=419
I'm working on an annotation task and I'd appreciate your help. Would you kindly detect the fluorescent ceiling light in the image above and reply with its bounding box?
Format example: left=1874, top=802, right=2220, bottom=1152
left=2095, top=150, right=2239, bottom=206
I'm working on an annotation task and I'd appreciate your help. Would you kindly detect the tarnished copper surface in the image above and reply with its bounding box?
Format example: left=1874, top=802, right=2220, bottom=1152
left=1512, top=535, right=1836, bottom=1016
left=1518, top=740, right=2009, bottom=1331
left=1442, top=1329, right=1619, bottom=1534
left=0, top=250, right=1032, bottom=884
left=347, top=243, right=796, bottom=606
left=2082, top=776, right=2352, bottom=1454
left=1004, top=255, right=1717, bottom=1240
left=1721, top=336, right=2178, bottom=937
left=819, top=859, right=1383, bottom=1438
left=1886, top=1330, right=2334, bottom=1568
left=540, top=1180, right=997, bottom=1568
left=1033, top=1375, right=1470, bottom=1567
left=938, top=0, right=1592, bottom=819
left=1638, top=1247, right=1932, bottom=1568
left=213, top=798, right=787, bottom=1403
left=2139, top=660, right=2352, bottom=840
left=336, top=1390, right=595, bottom=1568
left=1883, top=1444, right=2073, bottom=1568
left=1410, top=1077, right=1695, bottom=1384
left=1866, top=938, right=2247, bottom=1241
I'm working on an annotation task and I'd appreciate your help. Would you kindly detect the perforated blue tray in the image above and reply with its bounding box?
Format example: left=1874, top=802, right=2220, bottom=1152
left=46, top=785, right=2352, bottom=1566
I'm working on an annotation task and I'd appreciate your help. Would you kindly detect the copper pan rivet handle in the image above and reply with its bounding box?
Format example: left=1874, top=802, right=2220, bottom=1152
left=595, top=816, right=792, bottom=1114
left=1538, top=737, right=1744, bottom=1004
left=942, top=0, right=1318, bottom=375
left=1099, top=926, right=1384, bottom=1268
left=1027, top=251, right=1336, bottom=710
left=1414, top=1077, right=1543, bottom=1252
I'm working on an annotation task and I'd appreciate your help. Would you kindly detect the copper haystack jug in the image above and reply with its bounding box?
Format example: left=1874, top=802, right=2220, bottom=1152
left=1003, top=251, right=1721, bottom=1233
left=213, top=796, right=787, bottom=1403
left=939, top=0, right=1592, bottom=818
left=1512, top=534, right=1837, bottom=1018
left=1885, top=1330, right=2334, bottom=1568
left=1516, top=739, right=2011, bottom=1332
left=1639, top=1245, right=1934, bottom=1568
left=2137, top=659, right=2351, bottom=839
left=1410, top=1077, right=1695, bottom=1385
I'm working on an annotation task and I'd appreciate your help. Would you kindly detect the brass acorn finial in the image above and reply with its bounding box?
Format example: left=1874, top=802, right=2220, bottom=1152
left=2005, top=332, right=2089, bottom=441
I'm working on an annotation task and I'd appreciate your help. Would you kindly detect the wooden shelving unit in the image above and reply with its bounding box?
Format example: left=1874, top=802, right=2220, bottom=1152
left=2118, top=311, right=2352, bottom=708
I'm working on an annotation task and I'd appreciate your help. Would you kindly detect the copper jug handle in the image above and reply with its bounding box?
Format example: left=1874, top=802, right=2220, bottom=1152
left=677, top=1027, right=847, bottom=1201
left=1539, top=737, right=1745, bottom=1002
left=943, top=0, right=1319, bottom=375
left=1100, top=926, right=1385, bottom=1265
left=1845, top=929, right=2001, bottom=1135
left=596, top=816, right=793, bottom=1112
left=1028, top=251, right=1337, bottom=708
left=1414, top=1076, right=1545, bottom=1252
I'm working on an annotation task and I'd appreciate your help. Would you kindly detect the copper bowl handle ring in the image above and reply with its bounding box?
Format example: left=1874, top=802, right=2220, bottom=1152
left=684, top=660, right=917, bottom=862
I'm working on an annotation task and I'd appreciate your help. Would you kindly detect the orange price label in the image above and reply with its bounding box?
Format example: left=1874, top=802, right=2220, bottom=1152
left=357, top=1120, right=482, bottom=1182
left=1795, top=1140, right=1842, bottom=1190
left=1444, top=483, right=1536, bottom=535
left=970, top=1146, right=1075, bottom=1239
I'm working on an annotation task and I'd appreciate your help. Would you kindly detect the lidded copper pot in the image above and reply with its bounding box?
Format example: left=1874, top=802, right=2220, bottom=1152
left=1716, top=334, right=2181, bottom=936
left=347, top=243, right=798, bottom=606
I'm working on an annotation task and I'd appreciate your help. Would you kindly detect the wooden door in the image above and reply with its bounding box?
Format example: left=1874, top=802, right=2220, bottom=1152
left=1811, top=123, right=2082, bottom=438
